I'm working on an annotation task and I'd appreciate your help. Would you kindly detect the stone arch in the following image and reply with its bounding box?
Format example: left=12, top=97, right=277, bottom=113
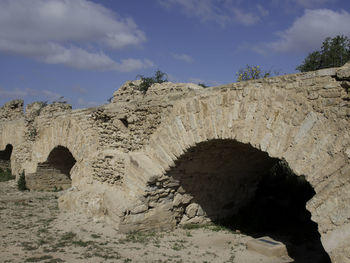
left=143, top=90, right=345, bottom=189
left=124, top=88, right=348, bottom=260
left=160, top=139, right=329, bottom=261
left=26, top=145, right=76, bottom=191
left=0, top=144, right=13, bottom=171
left=0, top=119, right=26, bottom=175
left=25, top=118, right=98, bottom=186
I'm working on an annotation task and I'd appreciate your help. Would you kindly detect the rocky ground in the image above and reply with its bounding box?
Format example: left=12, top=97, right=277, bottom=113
left=0, top=180, right=305, bottom=263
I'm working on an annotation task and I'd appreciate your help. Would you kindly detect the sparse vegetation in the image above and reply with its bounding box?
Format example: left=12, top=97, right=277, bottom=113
left=0, top=168, right=14, bottom=182
left=35, top=101, right=48, bottom=115
left=297, top=35, right=350, bottom=72
left=181, top=223, right=237, bottom=233
left=52, top=96, right=68, bottom=104
left=236, top=65, right=272, bottom=82
left=52, top=186, right=63, bottom=192
left=136, top=70, right=168, bottom=94
left=198, top=82, right=209, bottom=88
left=17, top=170, right=27, bottom=191
left=122, top=231, right=159, bottom=244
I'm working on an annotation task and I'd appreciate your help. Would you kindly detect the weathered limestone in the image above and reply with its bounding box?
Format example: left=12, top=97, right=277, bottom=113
left=247, top=237, right=289, bottom=258
left=1, top=64, right=350, bottom=262
left=26, top=146, right=76, bottom=191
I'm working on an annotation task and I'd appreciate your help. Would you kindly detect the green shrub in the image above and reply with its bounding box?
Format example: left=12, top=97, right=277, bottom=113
left=198, top=82, right=209, bottom=88
left=0, top=168, right=15, bottom=182
left=17, top=170, right=27, bottom=191
left=136, top=70, right=168, bottom=94
left=296, top=35, right=350, bottom=72
left=53, top=186, right=63, bottom=192
left=236, top=65, right=272, bottom=82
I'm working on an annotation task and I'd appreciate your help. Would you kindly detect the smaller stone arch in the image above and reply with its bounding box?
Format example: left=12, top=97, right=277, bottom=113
left=26, top=146, right=76, bottom=191
left=0, top=144, right=13, bottom=171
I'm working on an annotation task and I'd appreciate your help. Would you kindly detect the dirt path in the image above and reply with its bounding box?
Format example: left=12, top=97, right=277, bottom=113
left=0, top=180, right=294, bottom=263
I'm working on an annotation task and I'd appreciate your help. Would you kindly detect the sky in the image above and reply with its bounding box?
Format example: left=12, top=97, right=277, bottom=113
left=0, top=0, right=350, bottom=109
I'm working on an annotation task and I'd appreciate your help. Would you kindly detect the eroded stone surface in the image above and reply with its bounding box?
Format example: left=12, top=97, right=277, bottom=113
left=1, top=64, right=350, bottom=262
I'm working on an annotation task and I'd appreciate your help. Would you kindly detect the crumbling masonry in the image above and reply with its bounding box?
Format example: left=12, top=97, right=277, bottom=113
left=1, top=63, right=350, bottom=262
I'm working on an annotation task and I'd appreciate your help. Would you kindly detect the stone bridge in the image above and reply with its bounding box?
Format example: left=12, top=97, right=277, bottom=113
left=1, top=63, right=350, bottom=262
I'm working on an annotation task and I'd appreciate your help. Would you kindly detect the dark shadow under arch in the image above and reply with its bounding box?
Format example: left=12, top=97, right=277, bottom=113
left=46, top=146, right=76, bottom=178
left=0, top=144, right=13, bottom=171
left=26, top=146, right=76, bottom=191
left=164, top=139, right=330, bottom=262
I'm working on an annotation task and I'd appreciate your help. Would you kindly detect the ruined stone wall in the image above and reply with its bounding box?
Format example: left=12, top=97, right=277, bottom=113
left=0, top=63, right=350, bottom=262
left=0, top=100, right=24, bottom=121
left=215, top=66, right=350, bottom=120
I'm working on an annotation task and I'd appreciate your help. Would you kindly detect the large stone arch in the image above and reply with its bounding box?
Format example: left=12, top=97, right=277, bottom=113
left=122, top=87, right=349, bottom=261
left=24, top=118, right=98, bottom=187
left=0, top=119, right=26, bottom=175
left=0, top=144, right=13, bottom=171
left=26, top=145, right=77, bottom=191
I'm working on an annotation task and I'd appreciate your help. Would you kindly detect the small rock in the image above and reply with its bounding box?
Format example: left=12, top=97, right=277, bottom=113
left=196, top=205, right=206, bottom=216
left=173, top=193, right=193, bottom=206
left=186, top=203, right=199, bottom=218
left=131, top=204, right=148, bottom=214
left=346, top=148, right=350, bottom=159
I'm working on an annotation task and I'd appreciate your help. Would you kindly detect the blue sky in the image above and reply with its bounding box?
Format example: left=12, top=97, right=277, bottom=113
left=1, top=0, right=350, bottom=108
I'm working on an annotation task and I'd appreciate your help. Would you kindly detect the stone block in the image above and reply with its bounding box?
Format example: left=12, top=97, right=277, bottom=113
left=185, top=203, right=199, bottom=218
left=336, top=62, right=350, bottom=80
left=317, top=68, right=336, bottom=77
left=247, top=236, right=289, bottom=258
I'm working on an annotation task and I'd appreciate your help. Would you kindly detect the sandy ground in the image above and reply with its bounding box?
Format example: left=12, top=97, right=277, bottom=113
left=1, top=180, right=296, bottom=263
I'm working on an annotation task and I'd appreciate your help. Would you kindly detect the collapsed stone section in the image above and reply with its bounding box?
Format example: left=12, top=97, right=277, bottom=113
left=1, top=64, right=350, bottom=262
left=26, top=146, right=76, bottom=191
left=0, top=144, right=12, bottom=170
left=0, top=100, right=24, bottom=121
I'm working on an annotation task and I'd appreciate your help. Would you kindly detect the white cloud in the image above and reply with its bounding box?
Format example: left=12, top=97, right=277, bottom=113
left=172, top=53, right=194, bottom=63
left=0, top=0, right=153, bottom=71
left=72, top=86, right=88, bottom=95
left=158, top=0, right=264, bottom=26
left=188, top=78, right=222, bottom=86
left=267, top=9, right=350, bottom=53
left=76, top=98, right=99, bottom=108
left=0, top=88, right=28, bottom=98
left=294, top=0, right=334, bottom=8
left=189, top=77, right=205, bottom=84
left=114, top=58, right=155, bottom=72
left=257, top=4, right=269, bottom=17
left=232, top=8, right=259, bottom=26
left=0, top=88, right=62, bottom=101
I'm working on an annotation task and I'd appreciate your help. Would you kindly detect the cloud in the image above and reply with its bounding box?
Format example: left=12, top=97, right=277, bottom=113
left=257, top=4, right=269, bottom=17
left=72, top=86, right=88, bottom=95
left=158, top=0, right=265, bottom=26
left=267, top=9, right=350, bottom=53
left=115, top=59, right=154, bottom=72
left=189, top=77, right=205, bottom=84
left=76, top=98, right=99, bottom=108
left=188, top=78, right=222, bottom=86
left=0, top=88, right=62, bottom=101
left=172, top=53, right=194, bottom=63
left=294, top=0, right=335, bottom=8
left=0, top=0, right=153, bottom=71
left=232, top=8, right=259, bottom=26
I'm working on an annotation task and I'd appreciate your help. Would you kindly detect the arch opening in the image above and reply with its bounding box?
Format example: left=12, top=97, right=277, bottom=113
left=0, top=144, right=13, bottom=171
left=26, top=146, right=76, bottom=191
left=162, top=139, right=330, bottom=262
